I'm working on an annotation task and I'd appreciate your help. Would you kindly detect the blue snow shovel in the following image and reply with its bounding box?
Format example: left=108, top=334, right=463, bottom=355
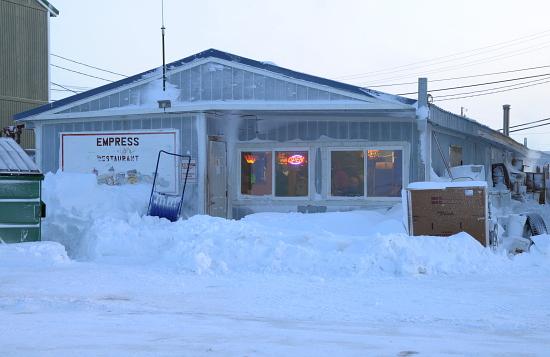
left=147, top=150, right=192, bottom=222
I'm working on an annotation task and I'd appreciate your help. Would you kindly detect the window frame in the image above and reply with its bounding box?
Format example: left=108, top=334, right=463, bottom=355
left=328, top=148, right=366, bottom=200
left=238, top=147, right=312, bottom=200
left=239, top=150, right=274, bottom=197
left=327, top=145, right=406, bottom=201
left=449, top=145, right=463, bottom=167
left=236, top=142, right=408, bottom=202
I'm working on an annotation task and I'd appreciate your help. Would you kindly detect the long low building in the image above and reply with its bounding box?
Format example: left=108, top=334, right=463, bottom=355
left=14, top=49, right=550, bottom=218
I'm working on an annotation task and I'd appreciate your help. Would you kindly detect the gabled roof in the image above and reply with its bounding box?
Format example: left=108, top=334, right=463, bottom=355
left=35, top=0, right=59, bottom=17
left=15, top=48, right=415, bottom=121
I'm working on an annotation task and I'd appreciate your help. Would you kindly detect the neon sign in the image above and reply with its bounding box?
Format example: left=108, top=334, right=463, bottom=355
left=287, top=154, right=305, bottom=166
left=244, top=154, right=256, bottom=164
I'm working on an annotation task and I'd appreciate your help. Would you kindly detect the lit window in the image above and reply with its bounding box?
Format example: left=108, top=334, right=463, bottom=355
left=275, top=151, right=308, bottom=197
left=367, top=150, right=402, bottom=197
left=331, top=151, right=364, bottom=197
left=241, top=151, right=272, bottom=195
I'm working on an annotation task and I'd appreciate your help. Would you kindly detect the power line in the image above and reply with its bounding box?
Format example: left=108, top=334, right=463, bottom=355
left=433, top=76, right=550, bottom=99
left=360, top=41, right=550, bottom=86
left=53, top=84, right=91, bottom=90
left=397, top=72, right=550, bottom=95
left=510, top=131, right=550, bottom=135
left=51, top=54, right=128, bottom=77
left=51, top=64, right=115, bottom=82
left=510, top=121, right=550, bottom=133
left=337, top=29, right=550, bottom=80
left=433, top=79, right=550, bottom=102
left=363, top=64, right=550, bottom=88
left=499, top=117, right=550, bottom=131
left=509, top=117, right=550, bottom=129
left=51, top=88, right=84, bottom=93
left=51, top=82, right=80, bottom=94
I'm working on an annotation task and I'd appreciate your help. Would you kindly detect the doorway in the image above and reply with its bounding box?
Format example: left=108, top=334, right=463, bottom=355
left=207, top=139, right=227, bottom=218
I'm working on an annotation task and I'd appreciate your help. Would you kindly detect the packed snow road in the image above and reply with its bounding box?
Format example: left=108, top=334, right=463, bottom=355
left=1, top=173, right=550, bottom=356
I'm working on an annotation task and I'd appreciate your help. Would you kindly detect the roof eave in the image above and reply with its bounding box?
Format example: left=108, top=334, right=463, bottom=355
left=35, top=0, right=59, bottom=17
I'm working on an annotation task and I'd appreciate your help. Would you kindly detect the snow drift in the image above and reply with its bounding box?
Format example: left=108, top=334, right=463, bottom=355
left=35, top=172, right=550, bottom=277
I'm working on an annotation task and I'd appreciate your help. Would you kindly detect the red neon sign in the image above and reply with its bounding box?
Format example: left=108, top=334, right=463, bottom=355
left=287, top=154, right=305, bottom=165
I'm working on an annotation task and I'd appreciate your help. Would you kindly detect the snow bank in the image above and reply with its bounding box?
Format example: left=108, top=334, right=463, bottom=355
left=41, top=171, right=151, bottom=258
left=39, top=172, right=550, bottom=277
left=0, top=241, right=70, bottom=268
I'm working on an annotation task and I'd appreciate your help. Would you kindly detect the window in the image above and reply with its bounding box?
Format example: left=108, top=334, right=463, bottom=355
left=240, top=149, right=309, bottom=198
left=329, top=148, right=403, bottom=198
left=449, top=145, right=463, bottom=167
left=241, top=151, right=272, bottom=195
left=331, top=151, right=364, bottom=197
left=367, top=150, right=402, bottom=197
left=240, top=147, right=403, bottom=199
left=275, top=151, right=308, bottom=197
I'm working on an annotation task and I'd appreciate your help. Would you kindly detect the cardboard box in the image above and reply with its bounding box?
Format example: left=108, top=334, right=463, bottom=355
left=407, top=183, right=488, bottom=246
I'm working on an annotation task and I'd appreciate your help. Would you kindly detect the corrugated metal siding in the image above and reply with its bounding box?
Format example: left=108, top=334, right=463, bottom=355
left=0, top=0, right=49, bottom=149
left=56, top=61, right=364, bottom=115
left=0, top=99, right=37, bottom=147
left=429, top=105, right=533, bottom=178
left=40, top=114, right=200, bottom=216
left=429, top=105, right=479, bottom=135
left=209, top=114, right=422, bottom=183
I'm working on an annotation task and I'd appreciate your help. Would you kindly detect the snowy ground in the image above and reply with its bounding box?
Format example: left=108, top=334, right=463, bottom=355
left=1, top=173, right=550, bottom=356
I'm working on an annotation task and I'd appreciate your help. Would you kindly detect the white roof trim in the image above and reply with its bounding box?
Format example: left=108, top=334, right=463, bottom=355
left=24, top=101, right=415, bottom=121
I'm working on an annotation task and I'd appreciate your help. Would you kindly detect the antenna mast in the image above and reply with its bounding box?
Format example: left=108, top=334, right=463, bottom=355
left=161, top=0, right=166, bottom=92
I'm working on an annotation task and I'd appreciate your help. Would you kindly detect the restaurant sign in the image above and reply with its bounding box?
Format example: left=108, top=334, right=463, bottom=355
left=60, top=130, right=179, bottom=186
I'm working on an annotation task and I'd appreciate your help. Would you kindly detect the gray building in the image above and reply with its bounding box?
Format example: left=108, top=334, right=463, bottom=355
left=14, top=49, right=550, bottom=219
left=0, top=0, right=58, bottom=150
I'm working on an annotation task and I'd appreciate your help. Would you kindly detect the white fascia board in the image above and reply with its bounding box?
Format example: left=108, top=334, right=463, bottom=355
left=27, top=101, right=414, bottom=121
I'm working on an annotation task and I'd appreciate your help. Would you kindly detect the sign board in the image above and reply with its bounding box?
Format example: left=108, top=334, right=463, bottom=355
left=60, top=130, right=179, bottom=188
left=181, top=159, right=197, bottom=183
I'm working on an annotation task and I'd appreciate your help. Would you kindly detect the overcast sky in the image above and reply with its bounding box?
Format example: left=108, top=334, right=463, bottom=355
left=49, top=0, right=550, bottom=150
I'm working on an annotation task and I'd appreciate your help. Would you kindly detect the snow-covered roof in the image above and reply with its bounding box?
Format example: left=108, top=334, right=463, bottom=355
left=15, top=49, right=414, bottom=121
left=0, top=138, right=41, bottom=175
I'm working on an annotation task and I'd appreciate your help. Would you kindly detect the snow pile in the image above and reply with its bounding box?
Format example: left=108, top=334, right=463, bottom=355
left=39, top=172, right=550, bottom=277
left=0, top=241, right=69, bottom=268
left=140, top=76, right=180, bottom=106
left=41, top=171, right=151, bottom=258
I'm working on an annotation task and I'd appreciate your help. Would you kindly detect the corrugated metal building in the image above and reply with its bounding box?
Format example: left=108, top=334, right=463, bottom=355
left=0, top=0, right=58, bottom=150
left=14, top=49, right=550, bottom=219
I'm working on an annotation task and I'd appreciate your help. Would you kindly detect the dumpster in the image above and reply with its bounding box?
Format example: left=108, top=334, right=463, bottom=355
left=0, top=138, right=44, bottom=243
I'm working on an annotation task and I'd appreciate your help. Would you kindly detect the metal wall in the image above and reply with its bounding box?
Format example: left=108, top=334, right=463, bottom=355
left=40, top=114, right=200, bottom=216
left=0, top=0, right=49, bottom=149
left=431, top=130, right=491, bottom=176
left=57, top=61, right=362, bottom=115
left=429, top=105, right=525, bottom=179
left=208, top=112, right=421, bottom=180
left=206, top=112, right=421, bottom=218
